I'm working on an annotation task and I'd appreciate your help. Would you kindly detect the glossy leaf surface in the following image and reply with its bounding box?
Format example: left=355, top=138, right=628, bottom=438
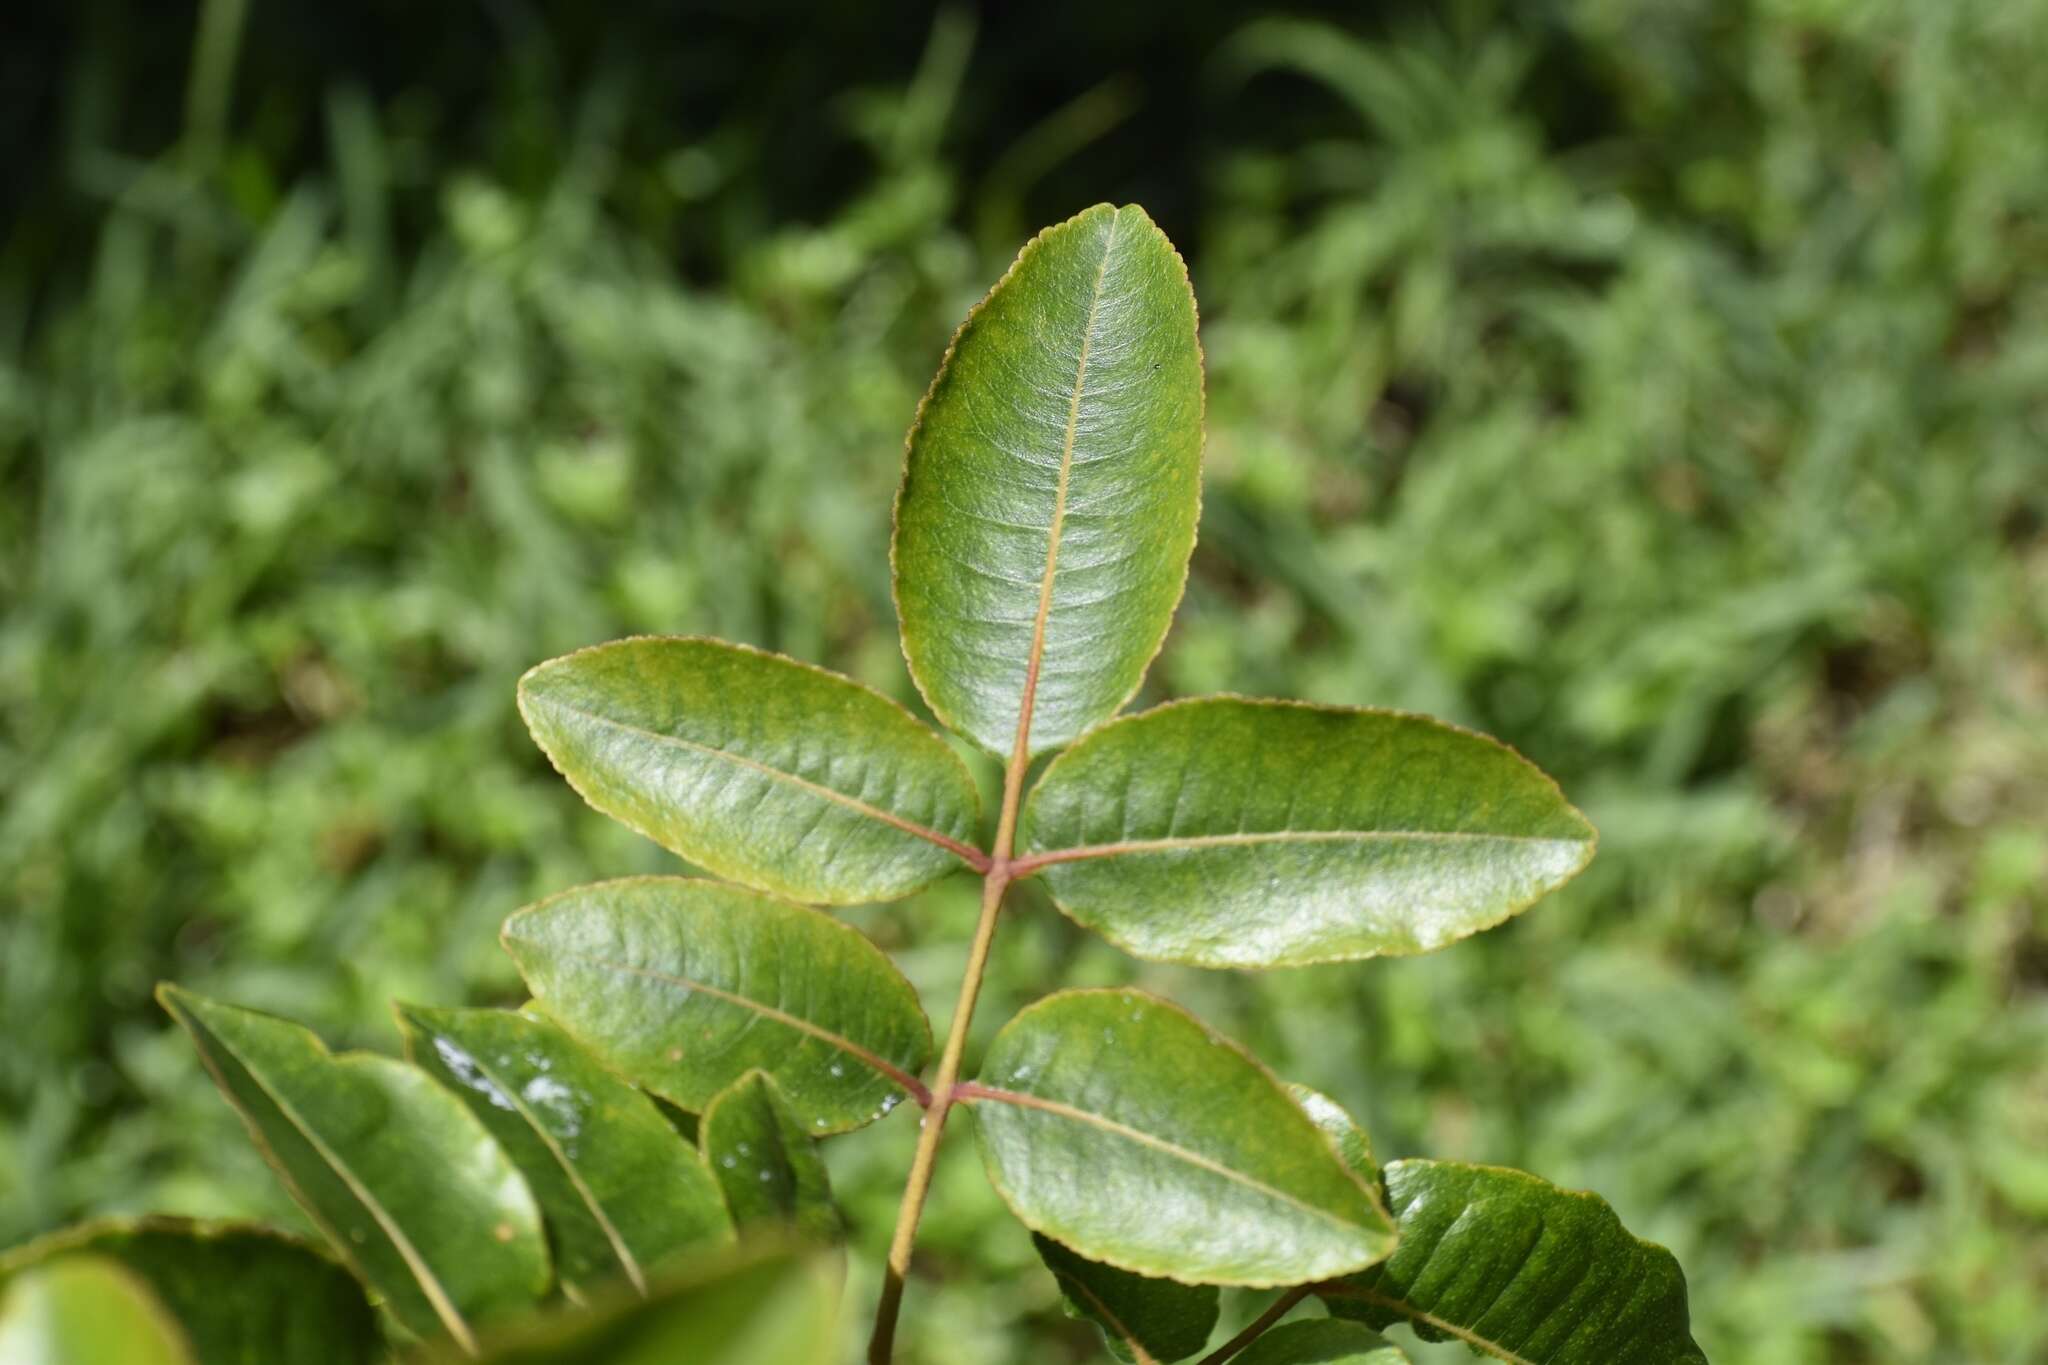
left=158, top=986, right=549, bottom=1351
left=396, top=1005, right=733, bottom=1297
left=1033, top=1233, right=1218, bottom=1363
left=1234, top=1320, right=1409, bottom=1364
left=968, top=989, right=1394, bottom=1286
left=519, top=637, right=981, bottom=904
left=893, top=202, right=1204, bottom=758
left=447, top=1242, right=840, bottom=1365
left=0, top=1257, right=193, bottom=1365
left=1020, top=699, right=1595, bottom=966
left=1289, top=1085, right=1379, bottom=1188
left=0, top=1217, right=378, bottom=1365
left=700, top=1072, right=844, bottom=1241
left=1322, top=1161, right=1708, bottom=1364
left=502, top=878, right=931, bottom=1133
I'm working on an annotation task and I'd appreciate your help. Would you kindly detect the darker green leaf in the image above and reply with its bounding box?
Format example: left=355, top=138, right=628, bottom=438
left=519, top=637, right=982, bottom=904
left=1034, top=1232, right=1218, bottom=1363
left=1019, top=699, right=1595, bottom=967
left=1233, top=1319, right=1408, bottom=1364
left=967, top=989, right=1394, bottom=1286
left=0, top=1217, right=379, bottom=1365
left=502, top=877, right=933, bottom=1133
left=159, top=985, right=550, bottom=1351
left=700, top=1071, right=844, bottom=1241
left=893, top=202, right=1205, bottom=759
left=1321, top=1160, right=1708, bottom=1364
left=397, top=1005, right=733, bottom=1298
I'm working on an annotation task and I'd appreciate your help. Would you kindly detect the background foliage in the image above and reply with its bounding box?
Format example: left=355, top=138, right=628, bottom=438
left=2, top=1, right=2044, bottom=1361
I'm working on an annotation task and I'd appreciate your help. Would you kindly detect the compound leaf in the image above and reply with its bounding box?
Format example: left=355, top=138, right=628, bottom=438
left=0, top=1217, right=378, bottom=1365
left=519, top=637, right=982, bottom=905
left=1234, top=1319, right=1409, bottom=1364
left=502, top=878, right=932, bottom=1134
left=1019, top=699, right=1595, bottom=967
left=1033, top=1232, right=1218, bottom=1363
left=0, top=1257, right=193, bottom=1365
left=158, top=985, right=549, bottom=1351
left=1321, top=1161, right=1708, bottom=1364
left=396, top=1005, right=733, bottom=1299
left=967, top=989, right=1394, bottom=1286
left=700, top=1072, right=844, bottom=1241
left=893, top=202, right=1204, bottom=759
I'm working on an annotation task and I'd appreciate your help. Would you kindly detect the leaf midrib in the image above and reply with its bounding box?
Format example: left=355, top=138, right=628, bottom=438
left=1018, top=828, right=1587, bottom=871
left=1323, top=1284, right=1538, bottom=1365
left=531, top=946, right=930, bottom=1105
left=1053, top=1269, right=1160, bottom=1365
left=527, top=693, right=982, bottom=867
left=961, top=1083, right=1385, bottom=1245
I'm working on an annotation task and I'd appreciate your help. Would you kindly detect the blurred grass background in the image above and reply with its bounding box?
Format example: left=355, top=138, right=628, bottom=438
left=2, top=1, right=2045, bottom=1361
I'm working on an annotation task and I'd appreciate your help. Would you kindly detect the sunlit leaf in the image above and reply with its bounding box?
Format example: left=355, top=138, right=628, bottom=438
left=893, top=202, right=1204, bottom=758
left=519, top=637, right=983, bottom=904
left=1288, top=1085, right=1379, bottom=1188
left=1033, top=1232, right=1218, bottom=1363
left=1321, top=1161, right=1707, bottom=1364
left=158, top=986, right=549, bottom=1351
left=700, top=1072, right=844, bottom=1241
left=396, top=1005, right=733, bottom=1298
left=0, top=1257, right=194, bottom=1365
left=967, top=989, right=1394, bottom=1286
left=0, top=1217, right=377, bottom=1365
left=502, top=878, right=932, bottom=1133
left=1019, top=699, right=1595, bottom=966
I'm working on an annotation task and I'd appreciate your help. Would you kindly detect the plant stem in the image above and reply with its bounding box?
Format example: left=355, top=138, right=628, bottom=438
left=1193, top=1286, right=1316, bottom=1365
left=869, top=730, right=1035, bottom=1362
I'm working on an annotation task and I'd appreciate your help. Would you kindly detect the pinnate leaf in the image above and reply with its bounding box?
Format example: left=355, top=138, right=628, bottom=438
left=158, top=985, right=549, bottom=1351
left=1233, top=1319, right=1409, bottom=1364
left=1033, top=1232, right=1218, bottom=1363
left=893, top=202, right=1204, bottom=758
left=1019, top=699, right=1595, bottom=967
left=700, top=1072, right=844, bottom=1241
left=1321, top=1160, right=1708, bottom=1364
left=397, top=1005, right=733, bottom=1298
left=967, top=989, right=1394, bottom=1286
left=0, top=1217, right=378, bottom=1364
left=519, top=637, right=982, bottom=904
left=502, top=878, right=932, bottom=1133
left=0, top=1257, right=194, bottom=1365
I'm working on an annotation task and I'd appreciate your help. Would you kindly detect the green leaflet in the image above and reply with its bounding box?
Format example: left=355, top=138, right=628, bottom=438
left=1019, top=699, right=1595, bottom=967
left=502, top=878, right=933, bottom=1133
left=0, top=1217, right=378, bottom=1365
left=700, top=1072, right=845, bottom=1242
left=1288, top=1085, right=1379, bottom=1188
left=1033, top=1232, right=1218, bottom=1363
left=0, top=1257, right=195, bottom=1365
left=1233, top=1320, right=1409, bottom=1364
left=1322, top=1161, right=1708, bottom=1364
left=158, top=986, right=550, bottom=1352
left=396, top=1005, right=734, bottom=1299
left=443, top=1242, right=841, bottom=1365
left=518, top=637, right=982, bottom=905
left=892, top=202, right=1204, bottom=759
left=967, top=989, right=1394, bottom=1287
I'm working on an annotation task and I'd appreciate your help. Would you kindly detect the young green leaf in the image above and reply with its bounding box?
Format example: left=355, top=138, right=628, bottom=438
left=964, top=989, right=1394, bottom=1287
left=1232, top=1319, right=1409, bottom=1364
left=1033, top=1232, right=1219, bottom=1364
left=892, top=202, right=1204, bottom=759
left=0, top=1217, right=379, bottom=1365
left=396, top=1004, right=734, bottom=1298
left=0, top=1257, right=194, bottom=1365
left=1320, top=1161, right=1708, bottom=1364
left=158, top=985, right=550, bottom=1352
left=700, top=1071, right=845, bottom=1241
left=502, top=878, right=933, bottom=1133
left=1288, top=1085, right=1379, bottom=1188
left=442, top=1241, right=842, bottom=1365
left=1017, top=699, right=1595, bottom=967
left=518, top=637, right=984, bottom=904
